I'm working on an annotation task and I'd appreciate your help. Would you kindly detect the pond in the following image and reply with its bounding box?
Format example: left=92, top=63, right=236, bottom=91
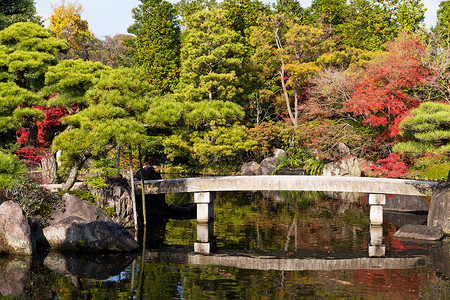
left=0, top=191, right=448, bottom=299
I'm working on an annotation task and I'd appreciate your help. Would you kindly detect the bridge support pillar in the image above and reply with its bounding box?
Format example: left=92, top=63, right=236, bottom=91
left=194, top=221, right=216, bottom=254
left=369, top=225, right=385, bottom=257
left=195, top=192, right=216, bottom=222
left=369, top=194, right=385, bottom=225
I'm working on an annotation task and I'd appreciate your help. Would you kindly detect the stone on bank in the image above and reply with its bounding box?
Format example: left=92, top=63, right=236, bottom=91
left=0, top=201, right=34, bottom=255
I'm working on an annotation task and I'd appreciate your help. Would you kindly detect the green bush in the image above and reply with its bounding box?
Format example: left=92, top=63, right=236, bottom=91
left=274, top=148, right=325, bottom=175
left=409, top=154, right=450, bottom=181
left=8, top=177, right=63, bottom=224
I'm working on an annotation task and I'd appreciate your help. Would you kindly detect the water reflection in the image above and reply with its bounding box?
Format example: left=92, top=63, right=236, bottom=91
left=0, top=191, right=448, bottom=298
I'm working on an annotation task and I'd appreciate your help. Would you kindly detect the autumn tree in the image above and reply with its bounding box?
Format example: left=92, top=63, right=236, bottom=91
left=345, top=34, right=432, bottom=144
left=48, top=0, right=94, bottom=60
left=89, top=34, right=136, bottom=68
left=250, top=14, right=332, bottom=127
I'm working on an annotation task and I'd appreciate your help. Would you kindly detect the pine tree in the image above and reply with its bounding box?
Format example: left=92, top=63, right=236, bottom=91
left=394, top=102, right=450, bottom=155
left=176, top=8, right=243, bottom=102
left=133, top=0, right=180, bottom=93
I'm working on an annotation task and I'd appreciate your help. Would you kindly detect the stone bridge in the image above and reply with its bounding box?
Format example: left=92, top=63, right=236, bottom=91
left=138, top=175, right=438, bottom=257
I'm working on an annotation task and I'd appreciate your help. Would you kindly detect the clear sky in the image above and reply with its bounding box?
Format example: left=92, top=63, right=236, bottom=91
left=34, top=0, right=441, bottom=39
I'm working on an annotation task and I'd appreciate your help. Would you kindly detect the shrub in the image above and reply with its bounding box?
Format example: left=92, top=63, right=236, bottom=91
left=248, top=122, right=282, bottom=161
left=8, top=177, right=64, bottom=224
left=409, top=153, right=450, bottom=181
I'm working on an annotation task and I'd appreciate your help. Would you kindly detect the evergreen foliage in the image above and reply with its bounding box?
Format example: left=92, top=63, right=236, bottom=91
left=0, top=0, right=40, bottom=30
left=394, top=101, right=450, bottom=155
left=434, top=0, right=450, bottom=43
left=43, top=59, right=110, bottom=112
left=176, top=8, right=243, bottom=102
left=0, top=22, right=68, bottom=90
left=0, top=150, right=26, bottom=189
left=133, top=0, right=180, bottom=92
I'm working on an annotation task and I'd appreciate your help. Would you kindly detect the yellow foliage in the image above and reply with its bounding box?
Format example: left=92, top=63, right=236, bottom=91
left=48, top=0, right=93, bottom=53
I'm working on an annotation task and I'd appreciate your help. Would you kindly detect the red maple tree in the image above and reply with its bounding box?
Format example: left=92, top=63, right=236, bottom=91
left=345, top=34, right=433, bottom=141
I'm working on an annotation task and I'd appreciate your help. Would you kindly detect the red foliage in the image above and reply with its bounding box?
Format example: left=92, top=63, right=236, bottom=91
left=369, top=153, right=409, bottom=178
left=16, top=146, right=47, bottom=164
left=345, top=34, right=433, bottom=141
left=16, top=105, right=71, bottom=163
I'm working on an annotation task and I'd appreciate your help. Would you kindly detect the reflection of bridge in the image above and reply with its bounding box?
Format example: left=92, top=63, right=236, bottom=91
left=140, top=175, right=438, bottom=257
left=145, top=246, right=429, bottom=271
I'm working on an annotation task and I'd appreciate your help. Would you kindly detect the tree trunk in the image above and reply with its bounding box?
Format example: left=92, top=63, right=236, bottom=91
left=61, top=152, right=91, bottom=190
left=41, top=153, right=58, bottom=184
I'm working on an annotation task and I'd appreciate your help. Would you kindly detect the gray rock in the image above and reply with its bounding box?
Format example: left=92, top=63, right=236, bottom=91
left=241, top=161, right=260, bottom=175
left=256, top=157, right=281, bottom=175
left=273, top=149, right=287, bottom=158
left=50, top=193, right=113, bottom=225
left=384, top=195, right=429, bottom=212
left=337, top=142, right=351, bottom=157
left=0, top=201, right=34, bottom=255
left=86, top=177, right=134, bottom=227
left=393, top=224, right=444, bottom=241
left=323, top=157, right=369, bottom=177
left=43, top=216, right=139, bottom=252
left=0, top=255, right=32, bottom=297
left=428, top=182, right=450, bottom=234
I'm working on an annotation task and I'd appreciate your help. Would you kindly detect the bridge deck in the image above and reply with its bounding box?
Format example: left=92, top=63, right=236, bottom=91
left=139, top=175, right=438, bottom=196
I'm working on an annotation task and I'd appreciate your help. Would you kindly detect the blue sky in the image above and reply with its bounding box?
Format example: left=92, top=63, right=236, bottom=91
left=35, top=0, right=441, bottom=39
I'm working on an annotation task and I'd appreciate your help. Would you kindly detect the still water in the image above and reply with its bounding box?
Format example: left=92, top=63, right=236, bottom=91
left=0, top=191, right=448, bottom=299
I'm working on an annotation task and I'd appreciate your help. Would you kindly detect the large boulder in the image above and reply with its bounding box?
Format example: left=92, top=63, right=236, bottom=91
left=43, top=216, right=139, bottom=252
left=50, top=193, right=113, bottom=225
left=384, top=195, right=429, bottom=213
left=256, top=157, right=281, bottom=175
left=323, top=157, right=368, bottom=177
left=85, top=177, right=134, bottom=227
left=0, top=201, right=34, bottom=255
left=428, top=182, right=450, bottom=234
left=0, top=255, right=32, bottom=297
left=240, top=161, right=260, bottom=175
